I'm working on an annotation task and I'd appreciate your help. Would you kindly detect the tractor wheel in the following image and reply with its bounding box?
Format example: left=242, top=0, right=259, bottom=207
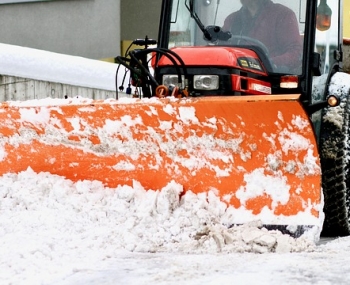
left=319, top=96, right=350, bottom=237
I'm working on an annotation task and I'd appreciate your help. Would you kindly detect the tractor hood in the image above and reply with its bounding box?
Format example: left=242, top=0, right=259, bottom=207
left=157, top=46, right=268, bottom=75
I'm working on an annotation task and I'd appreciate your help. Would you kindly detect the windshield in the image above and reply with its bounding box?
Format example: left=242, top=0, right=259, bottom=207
left=169, top=0, right=307, bottom=74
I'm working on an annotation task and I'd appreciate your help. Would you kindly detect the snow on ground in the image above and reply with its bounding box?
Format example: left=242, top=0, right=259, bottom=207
left=0, top=43, right=350, bottom=284
left=0, top=168, right=349, bottom=285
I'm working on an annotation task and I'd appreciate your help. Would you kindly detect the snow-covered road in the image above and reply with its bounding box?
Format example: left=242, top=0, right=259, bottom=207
left=52, top=243, right=350, bottom=285
left=1, top=169, right=349, bottom=285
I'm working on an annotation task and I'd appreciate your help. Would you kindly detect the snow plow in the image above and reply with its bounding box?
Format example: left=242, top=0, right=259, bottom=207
left=1, top=0, right=350, bottom=238
left=0, top=95, right=321, bottom=229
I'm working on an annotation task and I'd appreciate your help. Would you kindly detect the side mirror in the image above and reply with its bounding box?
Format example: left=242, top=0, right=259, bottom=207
left=316, top=0, right=332, bottom=31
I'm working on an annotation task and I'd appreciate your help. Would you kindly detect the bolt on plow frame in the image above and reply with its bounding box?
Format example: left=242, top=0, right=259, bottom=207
left=3, top=0, right=350, bottom=239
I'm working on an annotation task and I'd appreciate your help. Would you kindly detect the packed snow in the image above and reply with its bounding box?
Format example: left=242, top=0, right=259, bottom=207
left=0, top=43, right=118, bottom=91
left=1, top=43, right=350, bottom=284
left=1, top=169, right=350, bottom=285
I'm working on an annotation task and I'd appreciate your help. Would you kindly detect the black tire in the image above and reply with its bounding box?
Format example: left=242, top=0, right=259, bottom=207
left=319, top=95, right=350, bottom=236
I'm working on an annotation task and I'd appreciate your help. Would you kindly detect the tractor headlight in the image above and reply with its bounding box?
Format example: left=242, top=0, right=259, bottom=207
left=162, top=75, right=185, bottom=88
left=193, top=75, right=219, bottom=90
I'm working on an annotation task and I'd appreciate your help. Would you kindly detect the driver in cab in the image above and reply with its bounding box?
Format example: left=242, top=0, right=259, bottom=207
left=222, top=0, right=302, bottom=73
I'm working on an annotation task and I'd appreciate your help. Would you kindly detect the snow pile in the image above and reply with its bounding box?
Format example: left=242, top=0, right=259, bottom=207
left=0, top=168, right=316, bottom=284
left=191, top=223, right=315, bottom=254
left=0, top=43, right=127, bottom=92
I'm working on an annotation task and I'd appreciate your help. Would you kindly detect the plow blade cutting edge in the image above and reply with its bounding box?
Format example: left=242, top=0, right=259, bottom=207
left=0, top=95, right=322, bottom=233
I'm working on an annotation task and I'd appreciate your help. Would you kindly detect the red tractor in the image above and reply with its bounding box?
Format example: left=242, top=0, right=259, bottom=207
left=116, top=0, right=348, bottom=237
left=0, top=0, right=347, bottom=240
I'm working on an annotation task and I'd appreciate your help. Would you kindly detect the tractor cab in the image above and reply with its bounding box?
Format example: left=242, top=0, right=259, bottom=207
left=153, top=0, right=342, bottom=103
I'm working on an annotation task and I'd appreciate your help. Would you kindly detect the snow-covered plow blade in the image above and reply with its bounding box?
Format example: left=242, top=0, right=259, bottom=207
left=0, top=95, right=322, bottom=233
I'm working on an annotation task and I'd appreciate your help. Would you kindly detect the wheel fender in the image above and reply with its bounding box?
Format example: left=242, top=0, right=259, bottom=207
left=328, top=72, right=350, bottom=102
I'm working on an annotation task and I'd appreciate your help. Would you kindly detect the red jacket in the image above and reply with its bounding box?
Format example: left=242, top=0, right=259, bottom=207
left=222, top=0, right=302, bottom=72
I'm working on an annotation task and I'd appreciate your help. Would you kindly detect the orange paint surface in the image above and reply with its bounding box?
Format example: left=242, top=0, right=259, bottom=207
left=0, top=95, right=321, bottom=219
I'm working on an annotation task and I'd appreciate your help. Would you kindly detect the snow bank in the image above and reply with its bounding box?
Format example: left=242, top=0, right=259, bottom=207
left=0, top=169, right=316, bottom=284
left=0, top=43, right=119, bottom=91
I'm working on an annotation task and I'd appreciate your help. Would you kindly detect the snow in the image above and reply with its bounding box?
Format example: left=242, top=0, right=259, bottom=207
left=0, top=168, right=349, bottom=285
left=0, top=44, right=119, bottom=91
left=0, top=43, right=350, bottom=284
left=236, top=168, right=291, bottom=208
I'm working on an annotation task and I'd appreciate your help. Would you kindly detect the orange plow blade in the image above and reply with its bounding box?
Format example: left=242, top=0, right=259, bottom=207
left=0, top=95, right=322, bottom=231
